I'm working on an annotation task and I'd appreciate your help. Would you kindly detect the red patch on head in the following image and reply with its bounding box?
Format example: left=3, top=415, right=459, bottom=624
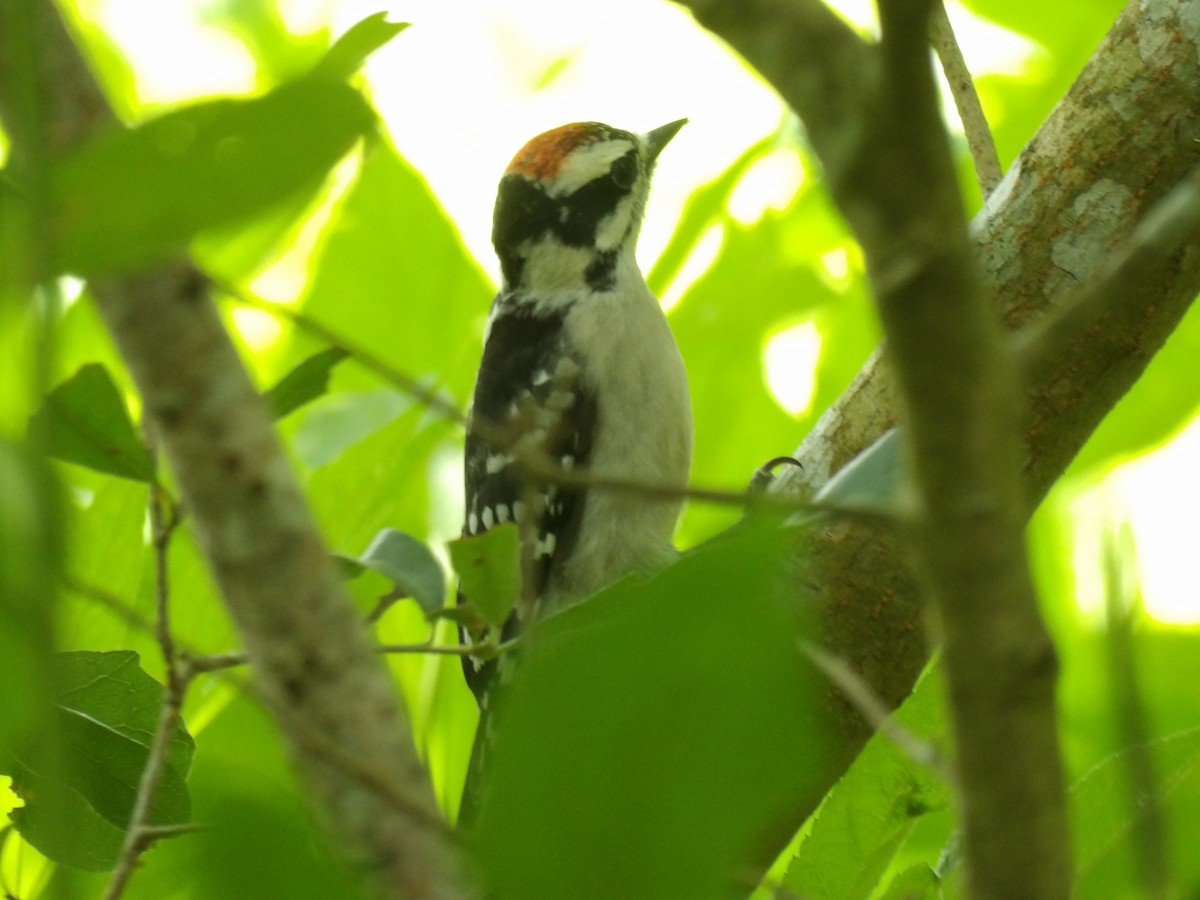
left=505, top=123, right=602, bottom=181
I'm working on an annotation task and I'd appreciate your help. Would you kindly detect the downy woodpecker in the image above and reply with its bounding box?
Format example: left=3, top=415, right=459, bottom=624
left=460, top=119, right=693, bottom=706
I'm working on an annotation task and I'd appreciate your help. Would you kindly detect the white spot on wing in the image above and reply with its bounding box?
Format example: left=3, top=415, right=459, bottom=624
left=482, top=507, right=494, bottom=529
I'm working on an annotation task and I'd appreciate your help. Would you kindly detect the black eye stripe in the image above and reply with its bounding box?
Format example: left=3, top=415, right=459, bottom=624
left=609, top=152, right=637, bottom=189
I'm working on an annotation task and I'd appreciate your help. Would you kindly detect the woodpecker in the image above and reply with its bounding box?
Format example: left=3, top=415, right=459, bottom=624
left=459, top=119, right=694, bottom=707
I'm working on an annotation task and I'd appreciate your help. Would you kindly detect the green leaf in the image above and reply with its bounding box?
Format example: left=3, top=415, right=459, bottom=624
left=469, top=520, right=832, bottom=898
left=314, top=14, right=410, bottom=81
left=878, top=863, right=941, bottom=899
left=51, top=77, right=374, bottom=276
left=7, top=765, right=125, bottom=872
left=335, top=527, right=446, bottom=614
left=448, top=524, right=520, bottom=631
left=3, top=650, right=195, bottom=871
left=784, top=665, right=949, bottom=899
left=814, top=429, right=904, bottom=518
left=264, top=346, right=349, bottom=421
left=173, top=690, right=370, bottom=897
left=1072, top=727, right=1200, bottom=891
left=28, top=363, right=155, bottom=483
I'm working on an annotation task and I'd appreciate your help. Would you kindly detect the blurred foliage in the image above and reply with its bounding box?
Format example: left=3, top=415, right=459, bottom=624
left=2, top=0, right=1199, bottom=897
left=470, top=518, right=828, bottom=899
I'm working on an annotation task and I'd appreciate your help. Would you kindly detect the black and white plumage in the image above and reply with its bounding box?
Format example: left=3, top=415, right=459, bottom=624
left=460, top=120, right=693, bottom=706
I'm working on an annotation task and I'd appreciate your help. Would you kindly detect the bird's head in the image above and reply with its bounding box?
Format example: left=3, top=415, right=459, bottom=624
left=491, top=119, right=686, bottom=296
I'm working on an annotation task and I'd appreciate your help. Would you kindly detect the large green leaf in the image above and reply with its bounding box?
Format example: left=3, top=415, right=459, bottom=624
left=51, top=77, right=374, bottom=276
left=305, top=406, right=449, bottom=552
left=0, top=175, right=36, bottom=298
left=469, top=519, right=831, bottom=898
left=4, top=651, right=195, bottom=871
left=59, top=478, right=151, bottom=651
left=28, top=363, right=155, bottom=483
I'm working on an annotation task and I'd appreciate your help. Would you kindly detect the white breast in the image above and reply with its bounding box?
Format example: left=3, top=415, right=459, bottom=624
left=552, top=253, right=693, bottom=602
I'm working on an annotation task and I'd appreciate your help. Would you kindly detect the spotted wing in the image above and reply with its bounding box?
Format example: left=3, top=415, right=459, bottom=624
left=459, top=300, right=597, bottom=702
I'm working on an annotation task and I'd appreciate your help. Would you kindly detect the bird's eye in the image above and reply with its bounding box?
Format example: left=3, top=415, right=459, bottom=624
left=608, top=153, right=637, bottom=189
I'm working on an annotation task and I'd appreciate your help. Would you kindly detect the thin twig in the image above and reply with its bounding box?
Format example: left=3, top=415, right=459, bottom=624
left=216, top=280, right=885, bottom=519
left=929, top=1, right=1002, bottom=194
left=869, top=1, right=1069, bottom=894
left=136, top=823, right=207, bottom=840
left=377, top=641, right=497, bottom=658
left=216, top=279, right=469, bottom=428
left=64, top=577, right=157, bottom=635
left=181, top=650, right=248, bottom=675
left=103, top=482, right=190, bottom=900
left=101, top=695, right=184, bottom=900
left=181, top=637, right=507, bottom=677
left=151, top=485, right=183, bottom=690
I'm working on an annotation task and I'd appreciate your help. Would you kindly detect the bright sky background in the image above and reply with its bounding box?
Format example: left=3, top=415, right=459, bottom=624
left=80, top=0, right=1200, bottom=626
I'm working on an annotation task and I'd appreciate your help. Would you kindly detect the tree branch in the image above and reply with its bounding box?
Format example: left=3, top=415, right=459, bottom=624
left=867, top=0, right=1068, bottom=893
left=676, top=0, right=1200, bottom=881
left=1017, top=162, right=1200, bottom=501
left=104, top=482, right=185, bottom=900
left=0, top=3, right=475, bottom=896
left=929, top=1, right=1002, bottom=194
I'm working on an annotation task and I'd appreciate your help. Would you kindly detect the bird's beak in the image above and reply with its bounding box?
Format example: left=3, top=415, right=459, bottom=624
left=643, top=118, right=688, bottom=162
